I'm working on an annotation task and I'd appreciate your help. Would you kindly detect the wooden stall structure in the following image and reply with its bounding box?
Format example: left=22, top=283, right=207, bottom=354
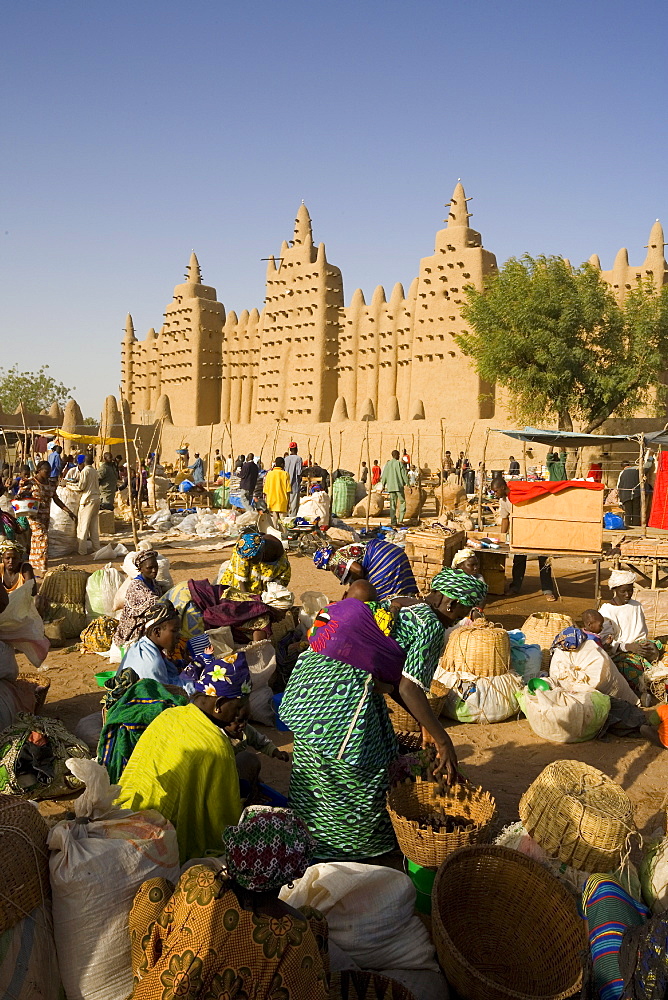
left=510, top=486, right=604, bottom=554
left=403, top=529, right=466, bottom=593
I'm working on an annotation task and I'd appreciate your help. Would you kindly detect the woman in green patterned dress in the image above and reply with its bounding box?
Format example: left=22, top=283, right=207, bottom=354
left=280, top=568, right=488, bottom=861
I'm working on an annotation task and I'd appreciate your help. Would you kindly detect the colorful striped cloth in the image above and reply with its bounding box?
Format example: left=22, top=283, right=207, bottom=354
left=583, top=874, right=649, bottom=1000
left=361, top=538, right=418, bottom=599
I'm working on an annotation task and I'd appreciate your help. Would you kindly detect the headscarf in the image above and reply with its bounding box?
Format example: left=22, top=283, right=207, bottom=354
left=141, top=600, right=179, bottom=634
left=310, top=483, right=323, bottom=494
left=76, top=455, right=86, bottom=466
left=133, top=548, right=158, bottom=570
left=551, top=626, right=588, bottom=651
left=0, top=539, right=25, bottom=557
left=222, top=806, right=315, bottom=892
left=430, top=567, right=488, bottom=607
left=237, top=532, right=265, bottom=560
left=191, top=651, right=252, bottom=700
left=313, top=545, right=334, bottom=571
left=608, top=570, right=637, bottom=590
left=451, top=547, right=477, bottom=570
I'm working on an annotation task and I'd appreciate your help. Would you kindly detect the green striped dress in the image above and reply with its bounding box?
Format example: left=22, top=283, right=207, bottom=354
left=280, top=602, right=445, bottom=860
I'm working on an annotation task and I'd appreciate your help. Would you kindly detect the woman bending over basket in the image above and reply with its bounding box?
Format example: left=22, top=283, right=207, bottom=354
left=280, top=567, right=487, bottom=861
left=218, top=531, right=291, bottom=595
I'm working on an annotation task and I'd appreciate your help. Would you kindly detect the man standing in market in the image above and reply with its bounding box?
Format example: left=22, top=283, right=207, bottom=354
left=239, top=452, right=259, bottom=507
left=284, top=442, right=303, bottom=517
left=381, top=449, right=409, bottom=527
left=72, top=453, right=100, bottom=556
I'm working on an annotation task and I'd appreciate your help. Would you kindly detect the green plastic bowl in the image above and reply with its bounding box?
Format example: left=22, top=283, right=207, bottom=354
left=94, top=670, right=116, bottom=688
left=405, top=857, right=437, bottom=914
left=527, top=677, right=551, bottom=693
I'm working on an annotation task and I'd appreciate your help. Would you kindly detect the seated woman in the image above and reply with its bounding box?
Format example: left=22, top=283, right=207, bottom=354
left=117, top=601, right=184, bottom=686
left=129, top=807, right=329, bottom=1000
left=218, top=531, right=291, bottom=595
left=313, top=536, right=418, bottom=600
left=113, top=549, right=167, bottom=649
left=599, top=570, right=662, bottom=696
left=280, top=567, right=486, bottom=861
left=116, top=653, right=249, bottom=861
left=1, top=539, right=37, bottom=595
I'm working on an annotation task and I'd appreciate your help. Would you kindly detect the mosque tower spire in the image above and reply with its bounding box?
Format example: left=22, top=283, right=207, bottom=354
left=186, top=251, right=202, bottom=284
left=124, top=313, right=136, bottom=343
left=293, top=203, right=313, bottom=247
left=446, top=180, right=471, bottom=228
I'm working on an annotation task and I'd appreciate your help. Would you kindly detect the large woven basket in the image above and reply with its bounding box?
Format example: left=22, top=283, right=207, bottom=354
left=442, top=621, right=511, bottom=678
left=38, top=563, right=89, bottom=608
left=521, top=612, right=574, bottom=669
left=330, top=971, right=418, bottom=1000
left=0, top=795, right=50, bottom=933
left=387, top=777, right=497, bottom=868
left=432, top=845, right=586, bottom=1000
left=519, top=759, right=635, bottom=872
left=384, top=687, right=447, bottom=733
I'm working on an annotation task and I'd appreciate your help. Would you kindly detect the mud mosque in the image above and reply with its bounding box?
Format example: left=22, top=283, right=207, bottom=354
left=115, top=181, right=668, bottom=466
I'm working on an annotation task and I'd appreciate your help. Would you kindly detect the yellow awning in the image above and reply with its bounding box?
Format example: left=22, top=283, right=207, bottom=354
left=47, top=429, right=126, bottom=445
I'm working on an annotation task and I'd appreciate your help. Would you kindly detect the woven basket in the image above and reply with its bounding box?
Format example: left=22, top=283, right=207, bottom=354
left=432, top=845, right=586, bottom=1000
left=0, top=795, right=50, bottom=933
left=521, top=612, right=574, bottom=670
left=519, top=759, right=635, bottom=872
left=38, top=564, right=89, bottom=608
left=395, top=731, right=424, bottom=755
left=387, top=778, right=497, bottom=868
left=16, top=673, right=50, bottom=713
left=442, top=621, right=511, bottom=678
left=384, top=690, right=447, bottom=733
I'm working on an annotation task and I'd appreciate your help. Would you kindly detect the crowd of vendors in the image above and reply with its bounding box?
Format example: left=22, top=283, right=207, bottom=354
left=2, top=432, right=668, bottom=999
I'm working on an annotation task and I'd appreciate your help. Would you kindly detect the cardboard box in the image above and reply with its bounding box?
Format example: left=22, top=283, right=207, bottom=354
left=510, top=487, right=603, bottom=554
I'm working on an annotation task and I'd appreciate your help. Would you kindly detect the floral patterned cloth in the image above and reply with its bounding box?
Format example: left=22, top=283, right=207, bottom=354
left=221, top=806, right=315, bottom=892
left=129, top=867, right=330, bottom=1000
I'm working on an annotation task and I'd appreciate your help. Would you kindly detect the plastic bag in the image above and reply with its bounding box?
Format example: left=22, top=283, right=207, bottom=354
left=48, top=758, right=180, bottom=1000
left=440, top=670, right=523, bottom=723
left=93, top=542, right=128, bottom=561
left=300, top=591, right=330, bottom=617
left=516, top=685, right=610, bottom=743
left=0, top=581, right=50, bottom=667
left=280, top=862, right=438, bottom=971
left=507, top=630, right=542, bottom=681
left=85, top=563, right=124, bottom=617
left=604, top=512, right=625, bottom=529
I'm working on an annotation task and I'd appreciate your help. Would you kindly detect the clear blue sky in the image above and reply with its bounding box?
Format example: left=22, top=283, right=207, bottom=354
left=1, top=0, right=667, bottom=416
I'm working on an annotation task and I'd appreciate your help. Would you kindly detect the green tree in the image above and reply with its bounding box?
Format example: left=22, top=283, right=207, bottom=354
left=0, top=365, right=73, bottom=414
left=458, top=255, right=668, bottom=433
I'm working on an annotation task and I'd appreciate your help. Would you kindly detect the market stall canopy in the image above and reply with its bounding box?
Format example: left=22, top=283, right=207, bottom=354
left=491, top=426, right=637, bottom=449
left=47, top=429, right=125, bottom=445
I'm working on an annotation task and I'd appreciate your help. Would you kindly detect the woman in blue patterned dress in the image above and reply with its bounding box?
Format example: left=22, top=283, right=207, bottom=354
left=280, top=568, right=488, bottom=861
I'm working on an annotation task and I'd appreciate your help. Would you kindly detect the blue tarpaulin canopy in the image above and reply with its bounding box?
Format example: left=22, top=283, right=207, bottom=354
left=491, top=426, right=640, bottom=449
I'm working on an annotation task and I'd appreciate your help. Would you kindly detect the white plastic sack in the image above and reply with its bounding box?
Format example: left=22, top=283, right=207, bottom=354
left=300, top=591, right=330, bottom=617
left=205, top=626, right=236, bottom=657
left=49, top=485, right=80, bottom=531
left=0, top=903, right=62, bottom=1000
left=48, top=758, right=180, bottom=1000
left=0, top=580, right=49, bottom=666
left=93, top=542, right=128, bottom=561
left=85, top=563, right=124, bottom=617
left=517, top=685, right=610, bottom=743
left=640, top=836, right=668, bottom=912
left=244, top=638, right=276, bottom=688
left=440, top=670, right=523, bottom=723
left=0, top=638, right=19, bottom=681
left=550, top=639, right=639, bottom=705
left=280, top=862, right=438, bottom=971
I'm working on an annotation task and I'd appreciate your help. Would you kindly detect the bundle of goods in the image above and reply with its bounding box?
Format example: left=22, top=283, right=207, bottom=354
left=519, top=759, right=635, bottom=872
left=79, top=616, right=118, bottom=654
left=403, top=485, right=426, bottom=521
left=384, top=683, right=448, bottom=733
left=39, top=563, right=89, bottom=643
left=353, top=489, right=384, bottom=517
left=640, top=833, right=668, bottom=913
left=387, top=777, right=497, bottom=869
left=516, top=684, right=611, bottom=743
left=48, top=759, right=180, bottom=1000
left=432, top=845, right=586, bottom=1000
left=0, top=713, right=91, bottom=800
left=403, top=528, right=466, bottom=593
left=0, top=796, right=62, bottom=1000
left=521, top=611, right=574, bottom=670
left=332, top=476, right=357, bottom=518
left=440, top=482, right=468, bottom=511
left=48, top=484, right=81, bottom=558
left=439, top=620, right=522, bottom=724
left=85, top=562, right=124, bottom=617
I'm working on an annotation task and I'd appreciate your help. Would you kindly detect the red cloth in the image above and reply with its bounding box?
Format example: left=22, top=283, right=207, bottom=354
left=507, top=480, right=605, bottom=505
left=649, top=451, right=668, bottom=529
left=588, top=463, right=603, bottom=483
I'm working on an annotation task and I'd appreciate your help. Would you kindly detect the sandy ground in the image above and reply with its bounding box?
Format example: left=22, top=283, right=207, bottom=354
left=28, top=531, right=668, bottom=847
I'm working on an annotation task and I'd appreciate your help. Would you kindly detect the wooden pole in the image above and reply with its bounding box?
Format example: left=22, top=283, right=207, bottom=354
left=328, top=425, right=334, bottom=479
left=522, top=441, right=527, bottom=480
left=118, top=387, right=139, bottom=549
left=416, top=429, right=421, bottom=484
left=365, top=420, right=371, bottom=533
left=639, top=433, right=647, bottom=535
left=478, top=427, right=491, bottom=531
left=19, top=401, right=29, bottom=473
left=357, top=434, right=365, bottom=480
left=207, top=422, right=214, bottom=486
left=337, top=429, right=343, bottom=472
left=271, top=418, right=282, bottom=464
left=440, top=419, right=445, bottom=516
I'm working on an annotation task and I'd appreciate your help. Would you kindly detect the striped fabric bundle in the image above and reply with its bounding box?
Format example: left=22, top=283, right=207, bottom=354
left=583, top=874, right=649, bottom=1000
